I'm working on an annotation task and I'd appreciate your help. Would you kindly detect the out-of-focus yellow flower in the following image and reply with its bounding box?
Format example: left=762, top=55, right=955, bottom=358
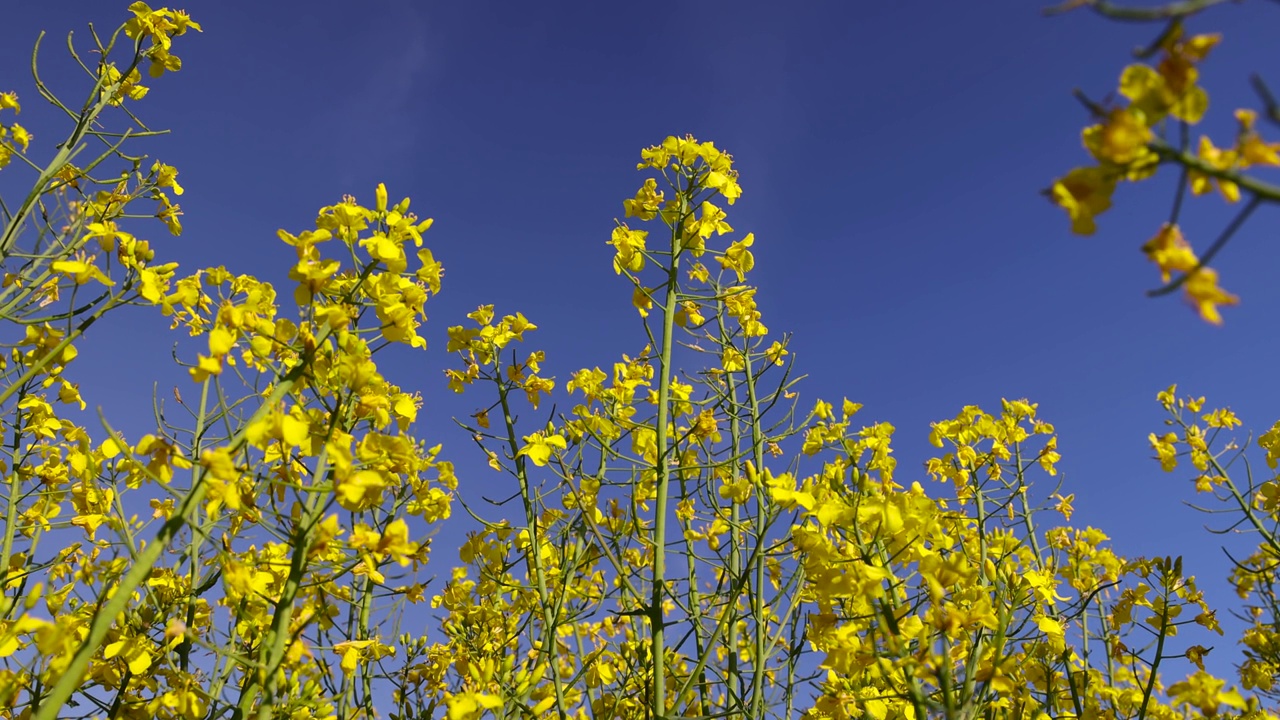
left=1083, top=108, right=1155, bottom=169
left=1049, top=166, right=1117, bottom=235
left=1190, top=136, right=1240, bottom=202
left=1141, top=223, right=1198, bottom=283
left=1183, top=267, right=1238, bottom=325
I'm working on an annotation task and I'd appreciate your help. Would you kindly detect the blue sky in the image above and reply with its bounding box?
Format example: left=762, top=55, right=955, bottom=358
left=5, top=0, right=1280, bottom=682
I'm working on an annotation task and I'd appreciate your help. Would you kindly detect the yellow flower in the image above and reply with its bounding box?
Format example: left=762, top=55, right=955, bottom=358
left=718, top=476, right=752, bottom=504
left=1256, top=481, right=1280, bottom=514
left=98, top=63, right=149, bottom=106
left=721, top=347, right=745, bottom=373
left=208, top=326, right=235, bottom=356
left=522, top=374, right=555, bottom=410
left=1035, top=615, right=1067, bottom=654
left=1119, top=64, right=1170, bottom=119
left=188, top=354, right=222, bottom=382
left=518, top=432, right=566, bottom=467
left=156, top=192, right=183, bottom=235
left=623, top=178, right=664, bottom=220
left=1049, top=166, right=1117, bottom=235
left=1258, top=420, right=1280, bottom=470
left=151, top=161, right=183, bottom=195
left=687, top=262, right=710, bottom=283
left=1159, top=30, right=1219, bottom=98
left=56, top=380, right=85, bottom=411
left=336, top=469, right=387, bottom=511
left=1150, top=431, right=1179, bottom=471
left=638, top=143, right=671, bottom=170
left=416, top=248, right=443, bottom=293
left=1202, top=406, right=1242, bottom=429
left=124, top=2, right=202, bottom=78
left=691, top=409, right=721, bottom=442
left=1083, top=108, right=1155, bottom=169
left=609, top=225, right=647, bottom=275
left=467, top=304, right=494, bottom=326
left=103, top=634, right=153, bottom=675
left=716, top=233, right=755, bottom=282
left=765, top=340, right=789, bottom=366
left=1167, top=670, right=1246, bottom=716
left=1023, top=567, right=1069, bottom=607
left=1114, top=31, right=1216, bottom=125
left=50, top=256, right=114, bottom=287
left=723, top=285, right=767, bottom=337
left=632, top=284, right=654, bottom=317
left=447, top=692, right=502, bottom=720
left=378, top=518, right=418, bottom=566
left=1190, top=136, right=1240, bottom=202
left=200, top=447, right=243, bottom=516
left=1236, top=109, right=1280, bottom=167
left=685, top=201, right=733, bottom=241
left=704, top=167, right=742, bottom=205
left=1051, top=492, right=1074, bottom=520
left=1141, top=223, right=1198, bottom=282
left=1183, top=267, right=1238, bottom=325
left=8, top=124, right=31, bottom=152
left=673, top=300, right=704, bottom=328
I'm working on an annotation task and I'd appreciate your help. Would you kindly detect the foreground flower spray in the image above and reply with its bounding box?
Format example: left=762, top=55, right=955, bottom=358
left=1045, top=0, right=1280, bottom=325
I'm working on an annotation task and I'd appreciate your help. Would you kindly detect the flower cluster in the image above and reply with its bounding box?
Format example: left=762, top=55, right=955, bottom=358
left=1048, top=20, right=1280, bottom=324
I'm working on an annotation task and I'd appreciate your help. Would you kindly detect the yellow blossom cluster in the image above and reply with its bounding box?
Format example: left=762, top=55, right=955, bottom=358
left=0, top=8, right=457, bottom=718
left=1048, top=20, right=1280, bottom=324
left=4, top=5, right=1280, bottom=720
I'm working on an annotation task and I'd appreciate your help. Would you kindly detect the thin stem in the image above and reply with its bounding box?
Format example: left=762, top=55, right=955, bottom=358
left=648, top=183, right=686, bottom=720
left=497, top=362, right=570, bottom=720
left=1044, top=0, right=1238, bottom=21
left=1136, top=575, right=1173, bottom=720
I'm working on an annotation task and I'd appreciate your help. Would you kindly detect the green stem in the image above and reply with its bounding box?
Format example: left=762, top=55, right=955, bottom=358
left=1044, top=0, right=1237, bottom=21
left=237, top=441, right=333, bottom=720
left=679, top=478, right=709, bottom=717
left=179, top=377, right=212, bottom=672
left=0, top=388, right=29, bottom=595
left=497, top=365, right=570, bottom=720
left=742, top=352, right=767, bottom=720
left=1136, top=571, right=1173, bottom=720
left=357, top=575, right=376, bottom=715
left=1151, top=141, right=1280, bottom=202
left=717, top=307, right=744, bottom=719
left=649, top=186, right=687, bottom=720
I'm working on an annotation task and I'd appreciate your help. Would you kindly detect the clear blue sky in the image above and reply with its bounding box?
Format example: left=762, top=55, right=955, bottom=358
left=5, top=0, right=1280, bottom=682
